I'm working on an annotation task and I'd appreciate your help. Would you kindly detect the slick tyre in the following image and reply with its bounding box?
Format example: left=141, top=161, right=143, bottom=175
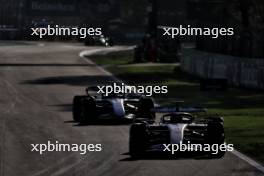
left=73, top=96, right=87, bottom=122
left=80, top=96, right=96, bottom=124
left=138, top=97, right=155, bottom=120
left=207, top=121, right=225, bottom=158
left=129, top=123, right=147, bottom=158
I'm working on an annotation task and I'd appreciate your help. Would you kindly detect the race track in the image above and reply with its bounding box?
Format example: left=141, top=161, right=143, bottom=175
left=0, top=41, right=262, bottom=176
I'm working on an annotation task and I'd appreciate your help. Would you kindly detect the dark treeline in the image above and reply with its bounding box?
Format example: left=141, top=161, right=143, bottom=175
left=191, top=0, right=264, bottom=58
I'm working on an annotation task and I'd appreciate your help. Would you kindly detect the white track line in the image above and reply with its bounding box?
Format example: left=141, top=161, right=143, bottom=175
left=79, top=47, right=264, bottom=173
left=79, top=46, right=134, bottom=81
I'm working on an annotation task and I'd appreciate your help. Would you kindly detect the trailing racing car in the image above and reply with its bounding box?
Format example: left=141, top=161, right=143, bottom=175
left=72, top=87, right=155, bottom=124
left=84, top=35, right=113, bottom=47
left=129, top=105, right=225, bottom=158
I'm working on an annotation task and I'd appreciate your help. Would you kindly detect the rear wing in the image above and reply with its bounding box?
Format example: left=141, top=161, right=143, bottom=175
left=152, top=100, right=207, bottom=113
left=152, top=106, right=207, bottom=113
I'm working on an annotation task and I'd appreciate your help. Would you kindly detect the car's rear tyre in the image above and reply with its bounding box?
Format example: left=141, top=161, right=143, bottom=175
left=73, top=96, right=87, bottom=122
left=138, top=97, right=155, bottom=120
left=129, top=123, right=147, bottom=158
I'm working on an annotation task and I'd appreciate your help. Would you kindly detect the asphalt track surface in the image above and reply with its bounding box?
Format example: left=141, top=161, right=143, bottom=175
left=0, top=41, right=263, bottom=176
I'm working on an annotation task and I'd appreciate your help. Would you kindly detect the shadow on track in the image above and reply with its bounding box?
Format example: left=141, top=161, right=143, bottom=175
left=21, top=75, right=114, bottom=86
left=49, top=104, right=72, bottom=112
left=0, top=63, right=95, bottom=67
left=119, top=152, right=222, bottom=161
left=69, top=120, right=132, bottom=127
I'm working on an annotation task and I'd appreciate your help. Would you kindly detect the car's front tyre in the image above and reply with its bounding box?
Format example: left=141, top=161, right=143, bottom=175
left=80, top=96, right=96, bottom=124
left=207, top=120, right=226, bottom=158
left=129, top=123, right=147, bottom=158
left=73, top=95, right=87, bottom=122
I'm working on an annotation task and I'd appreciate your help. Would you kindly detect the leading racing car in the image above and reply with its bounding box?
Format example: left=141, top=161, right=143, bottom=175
left=129, top=105, right=225, bottom=158
left=72, top=87, right=155, bottom=124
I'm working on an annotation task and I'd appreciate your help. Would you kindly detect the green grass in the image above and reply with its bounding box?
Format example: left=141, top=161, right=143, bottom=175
left=89, top=51, right=264, bottom=164
left=89, top=50, right=133, bottom=66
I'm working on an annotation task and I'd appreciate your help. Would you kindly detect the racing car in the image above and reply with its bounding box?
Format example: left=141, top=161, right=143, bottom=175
left=84, top=35, right=113, bottom=47
left=72, top=87, right=155, bottom=124
left=129, top=105, right=225, bottom=158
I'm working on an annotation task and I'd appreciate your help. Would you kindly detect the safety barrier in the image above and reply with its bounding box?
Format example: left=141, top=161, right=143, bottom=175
left=181, top=49, right=264, bottom=89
